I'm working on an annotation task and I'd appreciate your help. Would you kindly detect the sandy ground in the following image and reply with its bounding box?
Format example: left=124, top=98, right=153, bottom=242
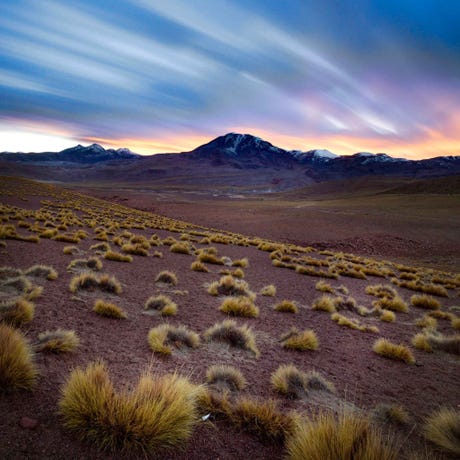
left=1, top=179, right=459, bottom=459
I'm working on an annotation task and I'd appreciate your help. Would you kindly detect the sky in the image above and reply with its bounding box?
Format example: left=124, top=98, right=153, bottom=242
left=0, top=0, right=459, bottom=158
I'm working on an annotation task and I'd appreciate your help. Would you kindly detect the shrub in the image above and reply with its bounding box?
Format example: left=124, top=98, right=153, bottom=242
left=232, top=258, right=249, bottom=268
left=373, top=338, right=415, bottom=364
left=286, top=410, right=398, bottom=460
left=36, top=329, right=80, bottom=352
left=219, top=297, right=259, bottom=318
left=24, top=264, right=58, bottom=280
left=232, top=268, right=244, bottom=279
left=197, top=252, right=223, bottom=265
left=67, top=257, right=103, bottom=272
left=412, top=333, right=433, bottom=352
left=191, top=261, right=209, bottom=272
left=312, top=295, right=336, bottom=313
left=366, top=284, right=397, bottom=299
left=380, top=309, right=396, bottom=322
left=69, top=273, right=122, bottom=295
left=315, top=281, right=334, bottom=294
left=94, top=300, right=127, bottom=319
left=0, top=323, right=37, bottom=392
left=372, top=403, right=410, bottom=426
left=0, top=298, right=34, bottom=326
left=415, top=315, right=437, bottom=329
left=144, top=295, right=177, bottom=317
left=204, top=320, right=259, bottom=358
left=170, top=242, right=191, bottom=255
left=373, top=296, right=408, bottom=313
left=206, top=365, right=246, bottom=391
left=281, top=329, right=318, bottom=351
left=148, top=324, right=200, bottom=355
left=104, top=251, right=133, bottom=263
left=58, top=361, right=201, bottom=454
left=271, top=364, right=308, bottom=399
left=63, top=245, right=78, bottom=254
left=411, top=294, right=441, bottom=310
left=274, top=300, right=298, bottom=314
left=423, top=408, right=460, bottom=455
left=121, top=243, right=148, bottom=256
left=90, top=242, right=110, bottom=252
left=260, top=284, right=276, bottom=297
left=155, top=271, right=178, bottom=286
left=207, top=275, right=253, bottom=298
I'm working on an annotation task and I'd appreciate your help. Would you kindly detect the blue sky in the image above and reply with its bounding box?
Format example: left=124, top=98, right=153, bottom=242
left=0, top=0, right=459, bottom=157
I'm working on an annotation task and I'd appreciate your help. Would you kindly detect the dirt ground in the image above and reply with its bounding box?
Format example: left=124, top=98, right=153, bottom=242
left=1, top=178, right=459, bottom=459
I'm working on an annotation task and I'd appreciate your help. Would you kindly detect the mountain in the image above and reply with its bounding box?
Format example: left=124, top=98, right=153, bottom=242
left=1, top=133, right=459, bottom=190
left=0, top=143, right=140, bottom=164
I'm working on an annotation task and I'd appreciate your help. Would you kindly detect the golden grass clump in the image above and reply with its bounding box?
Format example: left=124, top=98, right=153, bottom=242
left=67, top=257, right=103, bottom=272
left=423, top=407, right=460, bottom=455
left=0, top=323, right=38, bottom=392
left=104, top=250, right=133, bottom=263
left=373, top=296, right=408, bottom=313
left=271, top=364, right=307, bottom=399
left=411, top=294, right=441, bottom=310
left=148, top=324, right=200, bottom=355
left=206, top=364, right=247, bottom=391
left=0, top=298, right=35, bottom=326
left=155, top=270, right=178, bottom=286
left=121, top=243, right=149, bottom=256
left=219, top=296, right=259, bottom=318
left=232, top=258, right=249, bottom=268
left=170, top=242, right=191, bottom=255
left=24, top=264, right=58, bottom=280
left=312, top=295, right=336, bottom=313
left=452, top=316, right=460, bottom=330
left=63, top=245, right=78, bottom=255
left=380, top=309, right=396, bottom=322
left=197, top=252, right=224, bottom=265
left=286, top=410, right=398, bottom=460
left=93, top=300, right=127, bottom=319
left=372, top=403, right=410, bottom=426
left=144, top=295, right=177, bottom=316
left=36, top=329, right=80, bottom=352
left=204, top=319, right=259, bottom=358
left=207, top=275, right=253, bottom=298
left=415, top=315, right=437, bottom=329
left=315, top=280, right=335, bottom=293
left=260, top=284, right=276, bottom=297
left=69, top=272, right=122, bottom=295
left=366, top=284, right=397, bottom=299
left=411, top=333, right=433, bottom=352
left=281, top=328, right=319, bottom=351
left=58, top=361, right=201, bottom=454
left=373, top=338, right=415, bottom=364
left=274, top=300, right=298, bottom=314
left=190, top=261, right=209, bottom=272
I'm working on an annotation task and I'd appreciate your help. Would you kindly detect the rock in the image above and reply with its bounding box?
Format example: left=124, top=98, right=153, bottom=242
left=19, top=417, right=38, bottom=429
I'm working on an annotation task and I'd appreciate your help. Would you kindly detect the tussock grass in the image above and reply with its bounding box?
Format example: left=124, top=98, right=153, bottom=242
left=312, top=295, right=336, bottom=313
left=315, top=280, right=334, bottom=293
left=190, top=261, right=209, bottom=272
left=104, top=250, right=133, bottom=263
left=232, top=258, right=249, bottom=268
left=206, top=364, right=246, bottom=391
left=155, top=270, right=178, bottom=286
left=144, top=295, right=177, bottom=317
left=36, top=329, right=80, bottom=352
left=207, top=275, right=253, bottom=298
left=281, top=328, right=319, bottom=351
left=373, top=296, right=408, bottom=313
left=148, top=324, right=200, bottom=355
left=331, top=313, right=379, bottom=333
left=452, top=316, right=460, bottom=330
left=373, top=338, right=415, bottom=364
left=366, top=284, right=397, bottom=299
left=0, top=297, right=35, bottom=326
left=94, top=300, right=127, bottom=319
left=411, top=294, right=441, bottom=310
left=271, top=364, right=308, bottom=399
left=372, top=403, right=410, bottom=426
left=396, top=280, right=448, bottom=297
left=0, top=323, right=37, bottom=391
left=63, top=245, right=78, bottom=255
left=260, top=284, right=276, bottom=297
left=0, top=266, right=22, bottom=280
left=423, top=408, right=460, bottom=455
left=59, top=361, right=201, bottom=454
left=274, top=300, right=298, bottom=313
left=411, top=333, right=434, bottom=352
left=415, top=315, right=437, bottom=328
left=380, top=309, right=396, bottom=322
left=295, top=265, right=338, bottom=279
left=197, top=252, right=224, bottom=265
left=204, top=319, right=259, bottom=357
left=219, top=296, right=259, bottom=318
left=170, top=242, right=191, bottom=255
left=286, top=410, right=398, bottom=460
left=69, top=273, right=122, bottom=295
left=121, top=243, right=149, bottom=256
left=67, top=257, right=103, bottom=272
left=24, top=264, right=58, bottom=280
left=90, top=242, right=110, bottom=252
left=232, top=268, right=244, bottom=278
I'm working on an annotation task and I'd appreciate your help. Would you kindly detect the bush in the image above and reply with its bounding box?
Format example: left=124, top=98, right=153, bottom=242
left=207, top=275, right=253, bottom=298
left=148, top=324, right=200, bottom=355
left=281, top=329, right=318, bottom=351
left=36, top=329, right=80, bottom=352
left=0, top=323, right=37, bottom=392
left=219, top=297, right=259, bottom=318
left=373, top=296, right=408, bottom=313
left=411, top=333, right=433, bottom=352
left=69, top=273, right=122, bottom=295
left=206, top=365, right=246, bottom=391
left=315, top=281, right=334, bottom=293
left=104, top=251, right=133, bottom=263
left=24, top=264, right=58, bottom=280
left=423, top=407, right=460, bottom=455
left=155, top=271, right=178, bottom=286
left=286, top=410, right=398, bottom=460
left=58, top=361, right=201, bottom=454
left=260, top=284, right=276, bottom=297
left=271, top=364, right=308, bottom=399
left=170, top=242, right=191, bottom=255
left=191, top=261, right=209, bottom=272
left=373, top=338, right=415, bottom=364
left=0, top=298, right=34, bottom=326
left=372, top=403, right=410, bottom=426
left=144, top=295, right=177, bottom=317
left=274, top=300, right=298, bottom=314
left=94, top=300, right=127, bottom=319
left=380, top=309, right=396, bottom=322
left=312, top=295, right=336, bottom=313
left=411, top=294, right=441, bottom=310
left=232, top=258, right=249, bottom=268
left=67, top=257, right=103, bottom=272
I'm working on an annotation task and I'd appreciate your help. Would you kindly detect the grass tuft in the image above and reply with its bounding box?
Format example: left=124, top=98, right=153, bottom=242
left=411, top=294, right=441, bottom=310
left=0, top=298, right=34, bottom=326
left=148, top=324, right=200, bottom=355
left=260, top=284, right=276, bottom=297
left=207, top=275, right=253, bottom=298
left=94, top=300, right=127, bottom=319
left=155, top=270, right=178, bottom=286
left=36, top=329, right=80, bottom=352
left=24, top=264, right=58, bottom=280
left=372, top=403, right=410, bottom=426
left=312, top=295, right=336, bottom=313
left=190, top=261, right=209, bottom=272
left=69, top=272, right=122, bottom=295
left=380, top=309, right=396, bottom=322
left=206, top=365, right=247, bottom=391
left=271, top=364, right=308, bottom=399
left=274, top=300, right=298, bottom=314
left=144, top=295, right=177, bottom=317
left=423, top=407, right=460, bottom=455
left=219, top=296, right=259, bottom=318
left=104, top=250, right=133, bottom=263
left=373, top=338, right=415, bottom=364
left=281, top=328, right=319, bottom=351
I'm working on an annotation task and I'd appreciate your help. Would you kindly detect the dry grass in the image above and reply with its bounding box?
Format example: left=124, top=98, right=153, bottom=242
left=411, top=294, right=441, bottom=310
left=271, top=364, right=308, bottom=399
left=219, top=296, right=259, bottom=318
left=331, top=313, right=379, bottom=333
left=36, top=329, right=80, bottom=353
left=197, top=252, right=224, bottom=265
left=148, top=324, right=200, bottom=355
left=207, top=275, right=254, bottom=298
left=423, top=407, right=460, bottom=455
left=58, top=361, right=201, bottom=454
left=170, top=242, right=191, bottom=255
left=281, top=329, right=319, bottom=351
left=190, top=261, right=209, bottom=272
left=69, top=273, right=122, bottom=295
left=380, top=309, right=396, bottom=322
left=372, top=403, right=410, bottom=426
left=104, top=250, right=133, bottom=263
left=312, top=295, right=336, bottom=313
left=411, top=333, right=434, bottom=352
left=63, top=245, right=78, bottom=255
left=274, top=299, right=298, bottom=313
left=372, top=296, right=408, bottom=313
left=373, top=338, right=415, bottom=364
left=121, top=243, right=149, bottom=256
left=93, top=300, right=127, bottom=319
left=206, top=364, right=247, bottom=391
left=144, top=295, right=177, bottom=316
left=415, top=315, right=437, bottom=328
left=0, top=298, right=34, bottom=326
left=67, top=257, right=103, bottom=272
left=260, top=284, right=276, bottom=297
left=232, top=258, right=249, bottom=268
left=0, top=323, right=37, bottom=392
left=315, top=280, right=334, bottom=294
left=24, top=264, right=58, bottom=280
left=286, top=410, right=398, bottom=460
left=155, top=270, right=178, bottom=286
left=366, top=284, right=397, bottom=299
left=204, top=319, right=259, bottom=358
